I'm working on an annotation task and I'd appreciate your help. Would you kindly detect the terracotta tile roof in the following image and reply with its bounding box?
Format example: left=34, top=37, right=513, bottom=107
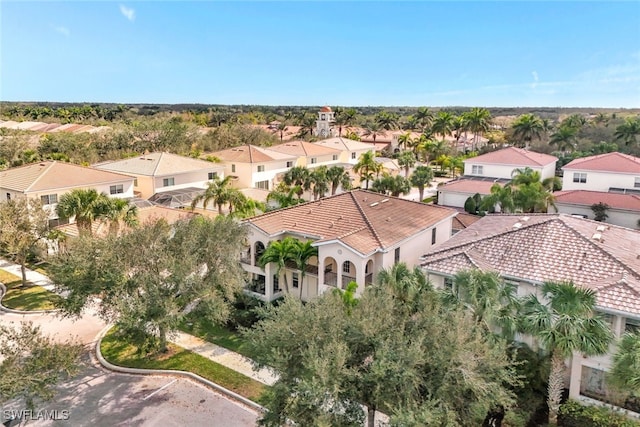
left=0, top=161, right=134, bottom=193
left=268, top=140, right=341, bottom=157
left=563, top=152, right=640, bottom=174
left=452, top=212, right=482, bottom=230
left=314, top=137, right=375, bottom=152
left=213, top=144, right=296, bottom=163
left=246, top=190, right=456, bottom=255
left=467, top=147, right=558, bottom=167
left=95, top=152, right=224, bottom=176
left=554, top=190, right=640, bottom=212
left=421, top=214, right=640, bottom=315
left=438, top=179, right=504, bottom=195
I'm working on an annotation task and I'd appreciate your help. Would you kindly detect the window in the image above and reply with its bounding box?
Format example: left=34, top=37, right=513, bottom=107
left=444, top=277, right=454, bottom=290
left=310, top=158, right=317, bottom=164
left=321, top=114, right=326, bottom=120
left=342, top=261, right=351, bottom=274
left=163, top=177, right=175, bottom=187
left=231, top=164, right=236, bottom=173
left=471, top=165, right=483, bottom=175
left=255, top=180, right=269, bottom=190
left=133, top=178, right=138, bottom=186
left=625, top=318, right=640, bottom=333
left=208, top=172, right=217, bottom=180
left=394, top=247, right=400, bottom=264
left=273, top=274, right=281, bottom=293
left=573, top=172, right=587, bottom=183
left=351, top=152, right=357, bottom=160
left=286, top=161, right=293, bottom=168
left=257, top=165, right=265, bottom=172
left=6, top=193, right=10, bottom=201
left=40, top=194, right=58, bottom=205
left=332, top=154, right=338, bottom=161
left=580, top=366, right=607, bottom=400
left=431, top=228, right=437, bottom=245
left=292, top=272, right=299, bottom=288
left=109, top=184, right=124, bottom=195
left=635, top=177, right=640, bottom=188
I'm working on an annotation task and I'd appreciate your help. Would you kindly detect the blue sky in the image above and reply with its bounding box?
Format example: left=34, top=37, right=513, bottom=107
left=2, top=1, right=639, bottom=108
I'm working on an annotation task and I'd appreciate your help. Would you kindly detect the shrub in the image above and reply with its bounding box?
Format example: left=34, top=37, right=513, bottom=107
left=558, top=400, right=640, bottom=427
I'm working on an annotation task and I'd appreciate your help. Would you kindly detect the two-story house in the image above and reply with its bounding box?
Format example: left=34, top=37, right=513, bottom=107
left=555, top=152, right=640, bottom=228
left=94, top=152, right=225, bottom=207
left=241, top=190, right=456, bottom=302
left=0, top=161, right=135, bottom=227
left=267, top=140, right=343, bottom=169
left=212, top=144, right=298, bottom=191
left=421, top=214, right=640, bottom=414
left=437, top=147, right=558, bottom=210
left=313, top=137, right=375, bottom=166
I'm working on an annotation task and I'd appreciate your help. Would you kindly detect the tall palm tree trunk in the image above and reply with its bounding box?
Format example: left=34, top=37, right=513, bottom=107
left=367, top=405, right=376, bottom=427
left=299, top=271, right=305, bottom=300
left=548, top=351, right=565, bottom=425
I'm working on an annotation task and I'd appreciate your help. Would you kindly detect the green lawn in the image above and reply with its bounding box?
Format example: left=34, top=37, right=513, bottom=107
left=179, top=317, right=260, bottom=361
left=100, top=328, right=268, bottom=404
left=0, top=269, right=61, bottom=311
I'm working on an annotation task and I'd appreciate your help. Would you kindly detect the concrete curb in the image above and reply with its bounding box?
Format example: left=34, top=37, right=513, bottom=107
left=0, top=281, right=57, bottom=315
left=94, top=325, right=266, bottom=414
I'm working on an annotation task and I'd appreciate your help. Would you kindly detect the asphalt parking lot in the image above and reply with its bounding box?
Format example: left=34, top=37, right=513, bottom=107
left=1, top=358, right=259, bottom=427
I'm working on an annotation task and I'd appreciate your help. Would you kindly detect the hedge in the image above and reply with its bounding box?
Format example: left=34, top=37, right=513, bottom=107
left=558, top=400, right=640, bottom=427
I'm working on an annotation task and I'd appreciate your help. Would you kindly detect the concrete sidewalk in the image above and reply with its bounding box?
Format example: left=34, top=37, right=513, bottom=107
left=0, top=259, right=56, bottom=291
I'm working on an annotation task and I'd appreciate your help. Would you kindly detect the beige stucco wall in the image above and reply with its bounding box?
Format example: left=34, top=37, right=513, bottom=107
left=562, top=170, right=639, bottom=192
left=152, top=168, right=223, bottom=194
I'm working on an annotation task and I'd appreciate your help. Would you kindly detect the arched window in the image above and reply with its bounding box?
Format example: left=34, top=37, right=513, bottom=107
left=254, top=241, right=265, bottom=265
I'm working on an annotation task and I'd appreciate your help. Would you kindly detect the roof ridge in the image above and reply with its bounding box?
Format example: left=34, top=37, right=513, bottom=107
left=151, top=152, right=163, bottom=176
left=351, top=191, right=385, bottom=249
left=25, top=160, right=55, bottom=192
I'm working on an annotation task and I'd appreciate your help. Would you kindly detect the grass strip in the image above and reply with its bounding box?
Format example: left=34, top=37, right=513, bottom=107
left=179, top=318, right=260, bottom=361
left=0, top=269, right=61, bottom=311
left=100, top=328, right=268, bottom=404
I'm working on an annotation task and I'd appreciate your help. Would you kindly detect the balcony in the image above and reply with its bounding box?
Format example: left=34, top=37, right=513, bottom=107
left=240, top=251, right=251, bottom=265
left=325, top=271, right=337, bottom=287
left=365, top=273, right=373, bottom=286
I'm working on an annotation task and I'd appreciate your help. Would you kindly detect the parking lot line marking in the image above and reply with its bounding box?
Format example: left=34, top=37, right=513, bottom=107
left=143, top=379, right=178, bottom=401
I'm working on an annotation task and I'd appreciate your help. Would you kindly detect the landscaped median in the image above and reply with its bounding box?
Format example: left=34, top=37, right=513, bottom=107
left=98, top=327, right=269, bottom=406
left=0, top=269, right=62, bottom=311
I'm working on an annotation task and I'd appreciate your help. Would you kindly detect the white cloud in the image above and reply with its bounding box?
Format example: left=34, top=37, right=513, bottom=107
left=52, top=25, right=70, bottom=37
left=119, top=4, right=135, bottom=22
left=531, top=71, right=539, bottom=89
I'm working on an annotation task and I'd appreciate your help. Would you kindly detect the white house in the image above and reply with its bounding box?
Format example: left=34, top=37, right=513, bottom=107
left=561, top=152, right=640, bottom=192
left=0, top=161, right=135, bottom=227
left=241, top=190, right=456, bottom=302
left=94, top=152, right=225, bottom=204
left=464, top=146, right=558, bottom=180
left=553, top=190, right=640, bottom=229
left=421, top=214, right=640, bottom=413
left=212, top=144, right=298, bottom=191
left=313, top=137, right=375, bottom=165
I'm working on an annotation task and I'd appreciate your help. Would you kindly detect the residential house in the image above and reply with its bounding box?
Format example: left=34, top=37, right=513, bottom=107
left=268, top=140, right=343, bottom=169
left=212, top=144, right=297, bottom=191
left=313, top=137, right=376, bottom=165
left=436, top=147, right=558, bottom=210
left=0, top=161, right=134, bottom=226
left=561, top=152, right=640, bottom=193
left=94, top=152, right=225, bottom=206
left=242, top=190, right=456, bottom=302
left=553, top=190, right=640, bottom=229
left=421, top=213, right=640, bottom=413
left=464, top=147, right=558, bottom=180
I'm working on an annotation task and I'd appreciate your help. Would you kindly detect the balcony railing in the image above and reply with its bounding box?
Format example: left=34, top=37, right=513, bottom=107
left=240, top=252, right=251, bottom=265
left=365, top=273, right=373, bottom=286
left=246, top=278, right=266, bottom=295
left=325, top=272, right=337, bottom=287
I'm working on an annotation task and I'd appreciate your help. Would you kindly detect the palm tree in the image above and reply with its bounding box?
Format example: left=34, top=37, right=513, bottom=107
left=267, top=184, right=304, bottom=209
left=258, top=237, right=297, bottom=294
left=431, top=111, right=455, bottom=142
left=397, top=132, right=412, bottom=151
left=396, top=150, right=417, bottom=177
left=409, top=166, right=434, bottom=201
left=283, top=166, right=311, bottom=199
left=56, top=188, right=110, bottom=236
left=480, top=184, right=515, bottom=213
left=375, top=111, right=399, bottom=131
left=276, top=121, right=289, bottom=141
left=102, top=198, right=138, bottom=235
left=191, top=175, right=234, bottom=214
left=353, top=151, right=380, bottom=190
left=297, top=112, right=316, bottom=139
left=519, top=281, right=613, bottom=425
left=561, top=114, right=587, bottom=130
left=614, top=116, right=640, bottom=146
left=435, top=154, right=452, bottom=173
left=326, top=166, right=351, bottom=195
left=465, top=107, right=492, bottom=151
left=291, top=239, right=318, bottom=299
left=511, top=113, right=545, bottom=148
left=310, top=166, right=330, bottom=200
left=414, top=107, right=434, bottom=131
left=610, top=331, right=640, bottom=394
left=362, top=120, right=385, bottom=143
left=334, top=108, right=357, bottom=137
left=549, top=125, right=578, bottom=152
left=230, top=197, right=266, bottom=219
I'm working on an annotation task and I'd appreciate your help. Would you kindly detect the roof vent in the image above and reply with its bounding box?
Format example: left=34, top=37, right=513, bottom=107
left=513, top=222, right=522, bottom=229
left=596, top=225, right=606, bottom=232
left=521, top=216, right=530, bottom=222
left=592, top=233, right=602, bottom=241
left=386, top=217, right=391, bottom=222
left=308, top=209, right=312, bottom=214
left=329, top=221, right=334, bottom=228
left=338, top=215, right=343, bottom=220
left=380, top=198, right=389, bottom=203
left=370, top=202, right=379, bottom=207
